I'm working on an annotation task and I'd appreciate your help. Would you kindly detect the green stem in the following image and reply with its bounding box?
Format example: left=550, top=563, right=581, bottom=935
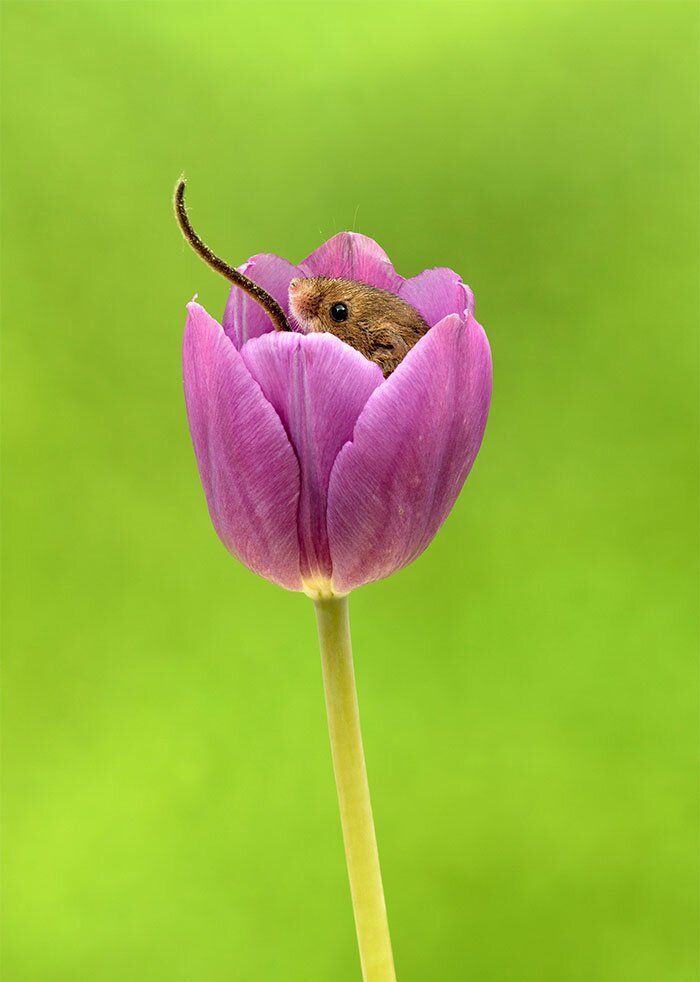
left=313, top=596, right=397, bottom=982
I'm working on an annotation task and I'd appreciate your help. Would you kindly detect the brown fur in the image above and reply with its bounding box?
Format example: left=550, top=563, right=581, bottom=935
left=289, top=277, right=429, bottom=377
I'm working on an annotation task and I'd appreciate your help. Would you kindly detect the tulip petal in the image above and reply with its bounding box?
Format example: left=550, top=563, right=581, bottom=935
left=223, top=253, right=302, bottom=349
left=299, top=232, right=404, bottom=293
left=241, top=332, right=383, bottom=588
left=399, top=268, right=474, bottom=326
left=183, top=302, right=303, bottom=590
left=327, top=314, right=492, bottom=594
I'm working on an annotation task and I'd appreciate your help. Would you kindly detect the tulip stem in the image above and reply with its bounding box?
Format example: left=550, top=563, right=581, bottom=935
left=313, top=595, right=396, bottom=982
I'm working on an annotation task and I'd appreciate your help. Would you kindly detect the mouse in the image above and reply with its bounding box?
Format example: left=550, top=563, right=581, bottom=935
left=289, top=277, right=429, bottom=377
left=174, top=179, right=428, bottom=376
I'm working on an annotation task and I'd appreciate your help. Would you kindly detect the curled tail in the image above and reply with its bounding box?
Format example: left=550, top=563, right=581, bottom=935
left=174, top=178, right=290, bottom=333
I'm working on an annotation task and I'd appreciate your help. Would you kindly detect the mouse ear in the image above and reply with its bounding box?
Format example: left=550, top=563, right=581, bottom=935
left=174, top=178, right=291, bottom=333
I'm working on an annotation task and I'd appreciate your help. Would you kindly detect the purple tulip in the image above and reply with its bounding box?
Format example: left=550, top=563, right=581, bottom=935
left=176, top=180, right=494, bottom=979
left=183, top=231, right=492, bottom=598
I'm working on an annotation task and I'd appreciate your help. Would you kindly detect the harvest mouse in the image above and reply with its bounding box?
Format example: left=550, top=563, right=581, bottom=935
left=174, top=178, right=428, bottom=375
left=289, top=277, right=429, bottom=377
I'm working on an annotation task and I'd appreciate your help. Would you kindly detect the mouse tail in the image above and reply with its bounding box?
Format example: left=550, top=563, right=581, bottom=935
left=174, top=178, right=291, bottom=333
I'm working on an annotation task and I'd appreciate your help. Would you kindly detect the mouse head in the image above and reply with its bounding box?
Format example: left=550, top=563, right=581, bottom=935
left=288, top=277, right=387, bottom=335
left=288, top=276, right=429, bottom=377
left=289, top=276, right=429, bottom=376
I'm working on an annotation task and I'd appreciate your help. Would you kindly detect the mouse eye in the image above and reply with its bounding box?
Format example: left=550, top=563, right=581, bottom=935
left=329, top=302, right=349, bottom=323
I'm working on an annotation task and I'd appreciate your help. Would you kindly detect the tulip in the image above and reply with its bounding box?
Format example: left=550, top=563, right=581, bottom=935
left=175, top=180, right=492, bottom=982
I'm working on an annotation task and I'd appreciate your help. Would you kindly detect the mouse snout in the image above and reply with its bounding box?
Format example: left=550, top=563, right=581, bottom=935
left=289, top=278, right=310, bottom=301
left=288, top=277, right=317, bottom=324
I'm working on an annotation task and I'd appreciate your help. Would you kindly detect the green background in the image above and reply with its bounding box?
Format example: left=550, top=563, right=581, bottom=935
left=2, top=2, right=697, bottom=979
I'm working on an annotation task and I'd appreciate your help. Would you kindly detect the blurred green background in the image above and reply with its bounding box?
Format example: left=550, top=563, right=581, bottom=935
left=2, top=2, right=697, bottom=980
